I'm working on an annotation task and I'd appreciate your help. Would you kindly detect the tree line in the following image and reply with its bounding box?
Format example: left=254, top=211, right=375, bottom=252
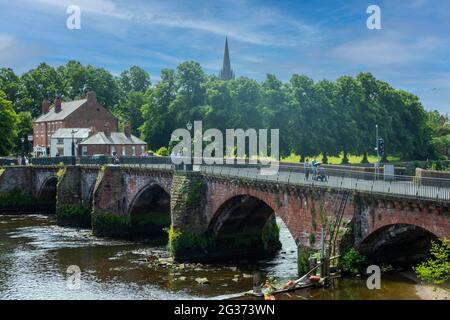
left=0, top=60, right=448, bottom=162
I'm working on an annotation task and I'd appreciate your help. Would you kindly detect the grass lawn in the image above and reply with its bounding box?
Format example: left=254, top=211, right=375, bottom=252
left=281, top=153, right=401, bottom=164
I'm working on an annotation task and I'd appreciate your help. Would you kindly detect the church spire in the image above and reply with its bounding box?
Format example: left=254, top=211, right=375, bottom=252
left=219, top=37, right=235, bottom=80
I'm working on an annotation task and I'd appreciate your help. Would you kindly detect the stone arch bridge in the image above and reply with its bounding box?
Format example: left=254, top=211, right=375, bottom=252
left=0, top=164, right=449, bottom=264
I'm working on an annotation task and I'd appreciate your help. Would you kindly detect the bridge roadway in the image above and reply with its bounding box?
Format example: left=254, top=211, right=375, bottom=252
left=104, top=162, right=450, bottom=203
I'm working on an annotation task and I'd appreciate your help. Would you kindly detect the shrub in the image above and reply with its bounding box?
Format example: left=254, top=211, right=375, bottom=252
left=340, top=248, right=366, bottom=274
left=297, top=247, right=316, bottom=276
left=156, top=146, right=169, bottom=157
left=414, top=238, right=450, bottom=285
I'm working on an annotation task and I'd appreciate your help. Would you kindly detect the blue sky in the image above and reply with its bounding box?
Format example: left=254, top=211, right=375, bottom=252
left=1, top=0, right=449, bottom=112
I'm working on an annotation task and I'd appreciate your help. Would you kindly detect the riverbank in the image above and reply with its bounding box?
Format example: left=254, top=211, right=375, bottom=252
left=401, top=271, right=450, bottom=300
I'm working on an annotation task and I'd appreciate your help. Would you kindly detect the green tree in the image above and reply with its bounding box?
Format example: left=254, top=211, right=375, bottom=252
left=84, top=65, right=120, bottom=108
left=115, top=91, right=147, bottom=136
left=14, top=112, right=33, bottom=155
left=141, top=69, right=177, bottom=150
left=333, top=76, right=363, bottom=163
left=426, top=110, right=450, bottom=159
left=287, top=74, right=324, bottom=159
left=259, top=74, right=291, bottom=157
left=0, top=68, right=21, bottom=104
left=119, top=66, right=151, bottom=94
left=20, top=63, right=65, bottom=117
left=0, top=90, right=18, bottom=155
left=57, top=60, right=89, bottom=99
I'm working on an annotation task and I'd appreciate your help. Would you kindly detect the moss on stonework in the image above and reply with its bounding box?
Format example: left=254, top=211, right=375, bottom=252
left=187, top=177, right=205, bottom=205
left=173, top=174, right=205, bottom=207
left=168, top=222, right=281, bottom=258
left=218, top=228, right=262, bottom=248
left=56, top=168, right=65, bottom=181
left=131, top=211, right=170, bottom=227
left=57, top=204, right=90, bottom=219
left=167, top=226, right=216, bottom=256
left=261, top=222, right=281, bottom=249
left=93, top=211, right=131, bottom=236
left=0, top=188, right=51, bottom=206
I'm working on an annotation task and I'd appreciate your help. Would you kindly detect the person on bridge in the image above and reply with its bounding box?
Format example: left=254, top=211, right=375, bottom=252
left=304, top=158, right=311, bottom=180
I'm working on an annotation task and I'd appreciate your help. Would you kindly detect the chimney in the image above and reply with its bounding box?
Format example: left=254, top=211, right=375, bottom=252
left=124, top=122, right=131, bottom=137
left=89, top=126, right=97, bottom=137
left=42, top=98, right=50, bottom=114
left=86, top=91, right=97, bottom=102
left=103, top=122, right=111, bottom=136
left=54, top=95, right=62, bottom=113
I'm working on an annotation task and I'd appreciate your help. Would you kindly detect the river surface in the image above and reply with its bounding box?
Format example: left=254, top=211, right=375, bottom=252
left=0, top=214, right=424, bottom=300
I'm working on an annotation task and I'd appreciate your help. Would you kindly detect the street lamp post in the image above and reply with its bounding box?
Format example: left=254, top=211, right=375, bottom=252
left=20, top=137, right=25, bottom=155
left=375, top=124, right=380, bottom=179
left=20, top=137, right=25, bottom=164
left=71, top=129, right=78, bottom=165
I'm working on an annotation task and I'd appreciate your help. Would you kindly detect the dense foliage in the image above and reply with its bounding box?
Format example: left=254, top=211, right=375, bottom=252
left=340, top=248, right=367, bottom=274
left=414, top=238, right=450, bottom=285
left=1, top=60, right=448, bottom=160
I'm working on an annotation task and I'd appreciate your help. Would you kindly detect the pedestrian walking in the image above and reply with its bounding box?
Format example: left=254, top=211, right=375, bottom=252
left=304, top=158, right=311, bottom=180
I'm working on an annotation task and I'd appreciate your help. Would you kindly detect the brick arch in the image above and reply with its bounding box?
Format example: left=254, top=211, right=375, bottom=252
left=360, top=203, right=450, bottom=243
left=205, top=181, right=317, bottom=246
left=37, top=175, right=58, bottom=198
left=33, top=169, right=59, bottom=198
left=359, top=223, right=439, bottom=265
left=126, top=181, right=171, bottom=216
left=208, top=191, right=297, bottom=243
left=80, top=168, right=100, bottom=207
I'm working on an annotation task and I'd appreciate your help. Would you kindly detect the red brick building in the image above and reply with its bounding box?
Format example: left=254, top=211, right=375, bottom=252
left=33, top=91, right=117, bottom=156
left=79, top=123, right=147, bottom=157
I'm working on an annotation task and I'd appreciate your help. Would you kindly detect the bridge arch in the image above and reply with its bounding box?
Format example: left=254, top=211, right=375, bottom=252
left=208, top=194, right=292, bottom=259
left=359, top=223, right=438, bottom=267
left=37, top=176, right=58, bottom=200
left=36, top=176, right=58, bottom=214
left=127, top=181, right=171, bottom=239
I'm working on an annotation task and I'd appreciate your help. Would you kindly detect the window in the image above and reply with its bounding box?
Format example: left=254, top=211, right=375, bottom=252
left=132, top=146, right=136, bottom=156
left=122, top=147, right=126, bottom=156
left=111, top=145, right=116, bottom=155
left=57, top=138, right=64, bottom=145
left=141, top=145, right=145, bottom=154
left=82, top=146, right=88, bottom=156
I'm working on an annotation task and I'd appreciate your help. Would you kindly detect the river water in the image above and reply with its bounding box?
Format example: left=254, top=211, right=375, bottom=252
left=0, top=214, right=424, bottom=300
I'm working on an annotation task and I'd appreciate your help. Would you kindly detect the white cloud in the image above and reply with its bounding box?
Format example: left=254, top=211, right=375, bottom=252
left=28, top=0, right=319, bottom=47
left=331, top=34, right=442, bottom=66
left=0, top=34, right=43, bottom=70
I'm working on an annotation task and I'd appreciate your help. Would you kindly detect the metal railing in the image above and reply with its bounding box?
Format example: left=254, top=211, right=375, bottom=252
left=2, top=156, right=450, bottom=202
left=0, top=158, right=18, bottom=166
left=199, top=164, right=450, bottom=202
left=30, top=156, right=73, bottom=166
